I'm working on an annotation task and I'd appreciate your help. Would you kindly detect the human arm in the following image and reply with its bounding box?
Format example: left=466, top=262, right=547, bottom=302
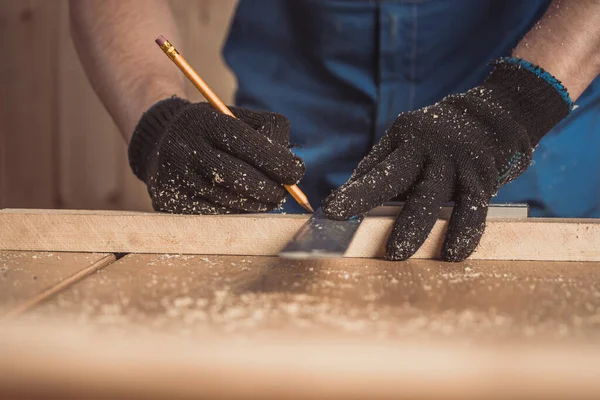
left=513, top=0, right=600, bottom=101
left=69, top=0, right=305, bottom=214
left=323, top=0, right=600, bottom=261
left=69, top=0, right=186, bottom=142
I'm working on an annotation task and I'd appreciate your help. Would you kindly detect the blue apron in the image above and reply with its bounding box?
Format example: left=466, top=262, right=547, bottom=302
left=223, top=0, right=600, bottom=217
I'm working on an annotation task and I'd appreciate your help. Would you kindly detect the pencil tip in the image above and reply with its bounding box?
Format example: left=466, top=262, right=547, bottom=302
left=303, top=203, right=315, bottom=213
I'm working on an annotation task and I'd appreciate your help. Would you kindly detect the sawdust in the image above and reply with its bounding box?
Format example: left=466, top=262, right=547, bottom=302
left=27, top=255, right=600, bottom=344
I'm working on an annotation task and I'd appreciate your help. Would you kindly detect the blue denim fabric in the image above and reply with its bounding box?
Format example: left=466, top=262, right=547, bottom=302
left=223, top=0, right=600, bottom=217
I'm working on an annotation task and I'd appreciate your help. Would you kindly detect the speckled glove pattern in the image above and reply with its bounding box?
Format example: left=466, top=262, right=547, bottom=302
left=323, top=58, right=573, bottom=262
left=128, top=97, right=305, bottom=214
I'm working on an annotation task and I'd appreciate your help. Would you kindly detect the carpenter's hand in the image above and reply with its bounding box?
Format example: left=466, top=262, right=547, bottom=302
left=128, top=97, right=305, bottom=214
left=323, top=58, right=572, bottom=261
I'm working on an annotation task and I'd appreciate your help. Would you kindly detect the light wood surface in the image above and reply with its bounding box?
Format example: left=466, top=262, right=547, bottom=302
left=35, top=254, right=600, bottom=341
left=3, top=254, right=116, bottom=319
left=0, top=1, right=58, bottom=209
left=1, top=320, right=600, bottom=400
left=1, top=253, right=599, bottom=399
left=0, top=251, right=113, bottom=315
left=1, top=209, right=599, bottom=261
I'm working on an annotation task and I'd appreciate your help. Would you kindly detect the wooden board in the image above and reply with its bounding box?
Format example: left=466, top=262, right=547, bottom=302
left=0, top=251, right=113, bottom=316
left=0, top=1, right=59, bottom=209
left=0, top=74, right=5, bottom=209
left=2, top=253, right=600, bottom=399
left=1, top=209, right=599, bottom=261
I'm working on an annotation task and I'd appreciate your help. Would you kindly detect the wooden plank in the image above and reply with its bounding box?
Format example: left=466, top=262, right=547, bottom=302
left=3, top=254, right=599, bottom=399
left=0, top=0, right=58, bottom=208
left=0, top=251, right=113, bottom=315
left=0, top=63, right=5, bottom=210
left=0, top=3, right=5, bottom=210
left=1, top=209, right=599, bottom=261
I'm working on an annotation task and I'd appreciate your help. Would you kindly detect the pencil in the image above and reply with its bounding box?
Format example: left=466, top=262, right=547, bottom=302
left=155, top=35, right=314, bottom=214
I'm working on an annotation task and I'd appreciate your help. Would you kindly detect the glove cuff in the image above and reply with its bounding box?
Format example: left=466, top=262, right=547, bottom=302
left=128, top=96, right=190, bottom=182
left=483, top=57, right=573, bottom=146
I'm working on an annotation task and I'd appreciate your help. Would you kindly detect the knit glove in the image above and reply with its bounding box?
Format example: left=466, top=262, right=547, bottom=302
left=128, top=97, right=305, bottom=214
left=323, top=58, right=573, bottom=262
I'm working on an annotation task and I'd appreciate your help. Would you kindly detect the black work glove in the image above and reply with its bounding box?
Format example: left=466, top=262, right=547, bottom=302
left=323, top=58, right=573, bottom=262
left=128, top=97, right=305, bottom=214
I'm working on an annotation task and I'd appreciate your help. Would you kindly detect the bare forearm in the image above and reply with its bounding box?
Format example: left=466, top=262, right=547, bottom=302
left=513, top=0, right=600, bottom=101
left=69, top=0, right=186, bottom=142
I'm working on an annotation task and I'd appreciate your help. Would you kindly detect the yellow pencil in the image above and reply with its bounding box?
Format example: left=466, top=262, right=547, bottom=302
left=155, top=35, right=314, bottom=213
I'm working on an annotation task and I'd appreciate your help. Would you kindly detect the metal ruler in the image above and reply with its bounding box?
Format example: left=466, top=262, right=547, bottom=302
left=279, top=203, right=528, bottom=259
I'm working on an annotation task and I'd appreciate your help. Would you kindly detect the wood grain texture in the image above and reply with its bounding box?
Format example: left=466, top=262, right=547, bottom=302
left=0, top=63, right=5, bottom=210
left=2, top=321, right=599, bottom=400
left=3, top=253, right=116, bottom=319
left=0, top=0, right=58, bottom=208
left=36, top=254, right=600, bottom=341
left=3, top=254, right=600, bottom=399
left=1, top=209, right=599, bottom=261
left=0, top=251, right=112, bottom=315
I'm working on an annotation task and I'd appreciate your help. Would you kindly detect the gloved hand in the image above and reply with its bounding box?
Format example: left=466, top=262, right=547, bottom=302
left=323, top=58, right=573, bottom=262
left=128, top=97, right=305, bottom=214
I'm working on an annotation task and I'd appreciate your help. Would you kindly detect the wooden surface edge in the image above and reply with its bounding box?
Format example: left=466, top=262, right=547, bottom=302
left=1, top=321, right=600, bottom=400
left=0, top=210, right=599, bottom=261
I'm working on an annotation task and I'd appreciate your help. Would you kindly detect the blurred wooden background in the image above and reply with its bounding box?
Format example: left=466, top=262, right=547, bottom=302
left=0, top=0, right=237, bottom=210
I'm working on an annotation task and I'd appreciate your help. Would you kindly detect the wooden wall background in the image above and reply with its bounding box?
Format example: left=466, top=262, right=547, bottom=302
left=0, top=0, right=237, bottom=210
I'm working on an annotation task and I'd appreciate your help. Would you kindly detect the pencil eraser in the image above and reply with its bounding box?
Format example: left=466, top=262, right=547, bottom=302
left=155, top=35, right=167, bottom=46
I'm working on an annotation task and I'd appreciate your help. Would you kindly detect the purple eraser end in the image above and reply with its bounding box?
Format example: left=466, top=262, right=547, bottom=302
left=155, top=35, right=167, bottom=46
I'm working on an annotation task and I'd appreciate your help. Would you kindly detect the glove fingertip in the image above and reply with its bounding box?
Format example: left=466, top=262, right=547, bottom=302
left=440, top=245, right=471, bottom=262
left=385, top=242, right=415, bottom=261
left=441, top=224, right=485, bottom=262
left=384, top=219, right=430, bottom=262
left=279, top=155, right=306, bottom=185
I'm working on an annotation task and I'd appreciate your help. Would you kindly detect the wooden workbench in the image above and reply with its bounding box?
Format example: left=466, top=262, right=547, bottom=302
left=2, top=208, right=600, bottom=398
left=2, top=250, right=600, bottom=399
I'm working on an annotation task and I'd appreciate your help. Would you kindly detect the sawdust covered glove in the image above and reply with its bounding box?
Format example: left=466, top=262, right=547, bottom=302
left=128, top=97, right=305, bottom=214
left=323, top=58, right=573, bottom=262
